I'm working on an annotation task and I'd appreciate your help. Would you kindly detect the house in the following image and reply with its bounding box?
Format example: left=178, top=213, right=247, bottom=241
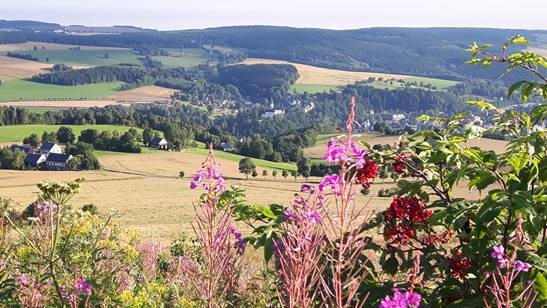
left=149, top=137, right=168, bottom=149
left=45, top=153, right=73, bottom=171
left=392, top=114, right=406, bottom=123
left=39, top=143, right=62, bottom=155
left=261, top=109, right=285, bottom=118
left=303, top=102, right=315, bottom=113
left=220, top=142, right=234, bottom=152
left=24, top=153, right=47, bottom=168
left=10, top=144, right=33, bottom=154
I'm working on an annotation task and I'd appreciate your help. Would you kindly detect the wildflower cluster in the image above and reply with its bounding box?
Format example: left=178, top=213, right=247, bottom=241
left=383, top=196, right=432, bottom=245
left=448, top=252, right=472, bottom=280
left=380, top=290, right=421, bottom=308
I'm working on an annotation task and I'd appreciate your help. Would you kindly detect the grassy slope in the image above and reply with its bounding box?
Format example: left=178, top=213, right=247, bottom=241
left=0, top=79, right=123, bottom=101
left=291, top=84, right=340, bottom=93
left=153, top=48, right=207, bottom=68
left=6, top=50, right=141, bottom=67
left=0, top=124, right=149, bottom=143
left=186, top=148, right=296, bottom=171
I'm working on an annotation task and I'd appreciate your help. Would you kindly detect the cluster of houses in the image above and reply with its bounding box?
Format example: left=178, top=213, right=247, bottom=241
left=10, top=143, right=73, bottom=171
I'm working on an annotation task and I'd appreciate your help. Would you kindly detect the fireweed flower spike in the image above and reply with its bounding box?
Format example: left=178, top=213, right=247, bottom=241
left=379, top=290, right=422, bottom=308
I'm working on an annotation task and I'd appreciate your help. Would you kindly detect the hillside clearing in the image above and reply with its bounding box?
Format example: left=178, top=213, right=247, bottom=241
left=242, top=58, right=459, bottom=92
left=5, top=49, right=142, bottom=67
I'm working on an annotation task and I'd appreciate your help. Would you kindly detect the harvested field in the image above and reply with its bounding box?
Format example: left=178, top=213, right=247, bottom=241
left=242, top=58, right=458, bottom=90
left=0, top=149, right=486, bottom=242
left=305, top=133, right=508, bottom=159
left=0, top=55, right=53, bottom=80
left=102, top=86, right=176, bottom=102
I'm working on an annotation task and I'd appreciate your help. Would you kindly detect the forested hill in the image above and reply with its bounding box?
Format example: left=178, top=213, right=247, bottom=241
left=2, top=22, right=546, bottom=82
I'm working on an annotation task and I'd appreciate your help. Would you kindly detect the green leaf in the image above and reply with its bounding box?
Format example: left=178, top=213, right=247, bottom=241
left=508, top=80, right=527, bottom=98
left=466, top=100, right=498, bottom=111
left=533, top=272, right=547, bottom=301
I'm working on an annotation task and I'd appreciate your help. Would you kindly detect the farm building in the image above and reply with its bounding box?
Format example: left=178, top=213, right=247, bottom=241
left=10, top=144, right=33, bottom=154
left=24, top=153, right=47, bottom=168
left=45, top=153, right=73, bottom=171
left=149, top=137, right=168, bottom=149
left=39, top=143, right=62, bottom=155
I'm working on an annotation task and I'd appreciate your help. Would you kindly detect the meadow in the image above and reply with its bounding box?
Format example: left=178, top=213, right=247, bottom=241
left=242, top=58, right=459, bottom=93
left=2, top=49, right=141, bottom=67
left=0, top=79, right=123, bottom=101
left=153, top=48, right=208, bottom=68
left=0, top=124, right=149, bottom=143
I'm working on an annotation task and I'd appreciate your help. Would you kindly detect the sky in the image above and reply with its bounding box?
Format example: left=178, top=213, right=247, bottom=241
left=2, top=0, right=546, bottom=30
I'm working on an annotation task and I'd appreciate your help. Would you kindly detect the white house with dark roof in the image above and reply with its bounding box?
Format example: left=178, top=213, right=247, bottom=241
left=45, top=153, right=73, bottom=171
left=39, top=143, right=62, bottom=155
left=149, top=137, right=168, bottom=149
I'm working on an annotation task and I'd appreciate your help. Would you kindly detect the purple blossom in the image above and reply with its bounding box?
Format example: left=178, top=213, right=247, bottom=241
left=491, top=245, right=507, bottom=266
left=318, top=174, right=341, bottom=195
left=324, top=138, right=348, bottom=164
left=283, top=209, right=293, bottom=221
left=74, top=277, right=92, bottom=294
left=189, top=166, right=226, bottom=192
left=324, top=138, right=367, bottom=168
left=230, top=227, right=246, bottom=254
left=380, top=290, right=421, bottom=308
left=514, top=260, right=531, bottom=272
left=17, top=274, right=27, bottom=285
left=190, top=171, right=204, bottom=189
left=300, top=184, right=315, bottom=193
left=306, top=211, right=321, bottom=224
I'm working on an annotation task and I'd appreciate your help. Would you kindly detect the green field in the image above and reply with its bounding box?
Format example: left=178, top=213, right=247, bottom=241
left=154, top=48, right=208, bottom=68
left=186, top=147, right=297, bottom=172
left=0, top=124, right=150, bottom=143
left=3, top=50, right=141, bottom=67
left=291, top=84, right=340, bottom=93
left=0, top=79, right=123, bottom=101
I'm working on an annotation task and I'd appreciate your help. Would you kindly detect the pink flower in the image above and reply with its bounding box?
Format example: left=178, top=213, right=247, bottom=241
left=17, top=274, right=27, bottom=285
left=380, top=290, right=421, bottom=308
left=190, top=171, right=204, bottom=189
left=306, top=211, right=321, bottom=224
left=300, top=184, right=315, bottom=193
left=324, top=138, right=367, bottom=168
left=319, top=174, right=341, bottom=195
left=491, top=245, right=507, bottom=266
left=74, top=277, right=92, bottom=294
left=283, top=209, right=293, bottom=221
left=514, top=260, right=531, bottom=272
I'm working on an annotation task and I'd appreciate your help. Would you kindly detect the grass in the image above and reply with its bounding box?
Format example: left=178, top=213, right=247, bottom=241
left=153, top=48, right=208, bottom=68
left=0, top=124, right=150, bottom=143
left=0, top=79, right=123, bottom=101
left=291, top=84, right=340, bottom=94
left=3, top=50, right=141, bottom=67
left=186, top=148, right=297, bottom=172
